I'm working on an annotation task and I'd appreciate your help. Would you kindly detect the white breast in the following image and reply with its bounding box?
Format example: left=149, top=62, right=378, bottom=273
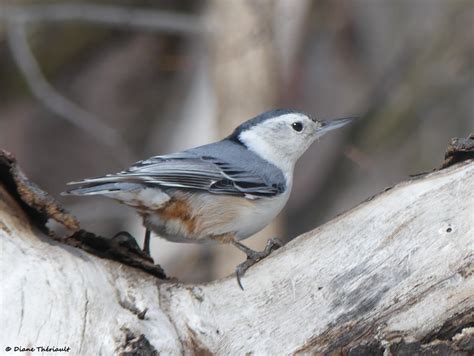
left=186, top=190, right=291, bottom=241
left=143, top=190, right=291, bottom=243
left=232, top=193, right=290, bottom=240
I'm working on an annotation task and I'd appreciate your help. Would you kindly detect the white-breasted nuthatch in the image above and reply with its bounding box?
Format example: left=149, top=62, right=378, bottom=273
left=65, top=109, right=354, bottom=288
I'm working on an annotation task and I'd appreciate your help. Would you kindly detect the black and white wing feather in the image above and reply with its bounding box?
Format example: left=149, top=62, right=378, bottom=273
left=67, top=152, right=284, bottom=199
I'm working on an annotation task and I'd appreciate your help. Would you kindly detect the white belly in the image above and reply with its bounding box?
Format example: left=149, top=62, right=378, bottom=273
left=231, top=193, right=290, bottom=240
left=142, top=190, right=290, bottom=243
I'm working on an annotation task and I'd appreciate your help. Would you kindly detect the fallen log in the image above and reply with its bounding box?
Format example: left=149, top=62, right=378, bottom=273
left=0, top=142, right=473, bottom=355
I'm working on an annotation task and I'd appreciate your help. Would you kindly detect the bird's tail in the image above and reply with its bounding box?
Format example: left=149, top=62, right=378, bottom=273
left=63, top=177, right=170, bottom=209
left=62, top=177, right=144, bottom=197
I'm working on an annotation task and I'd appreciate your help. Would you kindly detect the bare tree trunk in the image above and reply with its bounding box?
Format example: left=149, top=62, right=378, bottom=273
left=206, top=0, right=282, bottom=276
left=0, top=145, right=473, bottom=354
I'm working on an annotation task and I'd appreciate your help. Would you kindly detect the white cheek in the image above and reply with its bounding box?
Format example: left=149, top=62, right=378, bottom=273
left=239, top=130, right=295, bottom=175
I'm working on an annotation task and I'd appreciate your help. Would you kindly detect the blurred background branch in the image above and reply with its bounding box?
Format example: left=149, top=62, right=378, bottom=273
left=5, top=18, right=135, bottom=163
left=1, top=4, right=203, bottom=34
left=2, top=3, right=205, bottom=164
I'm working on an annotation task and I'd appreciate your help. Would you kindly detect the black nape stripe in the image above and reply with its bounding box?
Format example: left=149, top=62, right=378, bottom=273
left=227, top=134, right=246, bottom=146
left=226, top=108, right=307, bottom=145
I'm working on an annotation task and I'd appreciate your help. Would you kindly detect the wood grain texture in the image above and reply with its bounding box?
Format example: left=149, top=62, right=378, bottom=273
left=1, top=161, right=473, bottom=355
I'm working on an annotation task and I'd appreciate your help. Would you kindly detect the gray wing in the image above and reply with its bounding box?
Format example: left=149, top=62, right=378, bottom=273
left=69, top=151, right=284, bottom=199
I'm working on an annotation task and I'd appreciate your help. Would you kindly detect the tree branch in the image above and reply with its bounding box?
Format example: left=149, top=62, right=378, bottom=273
left=1, top=4, right=203, bottom=34
left=2, top=4, right=205, bottom=164
left=5, top=19, right=136, bottom=164
left=0, top=144, right=473, bottom=353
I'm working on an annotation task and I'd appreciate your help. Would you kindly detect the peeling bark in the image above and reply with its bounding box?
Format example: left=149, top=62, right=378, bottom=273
left=0, top=144, right=473, bottom=354
left=0, top=149, right=79, bottom=231
left=442, top=134, right=474, bottom=169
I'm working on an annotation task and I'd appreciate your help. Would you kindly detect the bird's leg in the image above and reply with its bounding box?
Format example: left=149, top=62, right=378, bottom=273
left=232, top=238, right=283, bottom=290
left=143, top=228, right=151, bottom=256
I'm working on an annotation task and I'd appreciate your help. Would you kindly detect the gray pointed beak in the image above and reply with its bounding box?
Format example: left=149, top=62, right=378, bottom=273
left=317, top=117, right=356, bottom=135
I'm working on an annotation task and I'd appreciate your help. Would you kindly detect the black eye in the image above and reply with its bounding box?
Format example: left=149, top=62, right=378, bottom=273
left=291, top=122, right=303, bottom=132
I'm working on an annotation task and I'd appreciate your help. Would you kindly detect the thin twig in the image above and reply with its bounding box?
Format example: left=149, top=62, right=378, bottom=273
left=1, top=4, right=203, bottom=34
left=1, top=4, right=204, bottom=163
left=5, top=18, right=135, bottom=164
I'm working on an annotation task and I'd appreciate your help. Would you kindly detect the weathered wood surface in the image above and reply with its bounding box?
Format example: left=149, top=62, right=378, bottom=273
left=1, top=159, right=473, bottom=355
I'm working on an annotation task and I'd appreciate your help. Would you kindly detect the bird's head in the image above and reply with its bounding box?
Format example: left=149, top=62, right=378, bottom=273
left=229, top=109, right=355, bottom=173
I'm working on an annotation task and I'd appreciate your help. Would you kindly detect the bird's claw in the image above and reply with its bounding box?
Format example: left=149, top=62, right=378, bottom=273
left=112, top=231, right=142, bottom=251
left=235, top=238, right=283, bottom=290
left=265, top=237, right=283, bottom=253
left=112, top=230, right=153, bottom=262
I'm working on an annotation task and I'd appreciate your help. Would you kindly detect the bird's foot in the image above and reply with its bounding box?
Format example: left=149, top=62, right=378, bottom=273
left=112, top=230, right=153, bottom=261
left=112, top=231, right=142, bottom=251
left=233, top=238, right=283, bottom=290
